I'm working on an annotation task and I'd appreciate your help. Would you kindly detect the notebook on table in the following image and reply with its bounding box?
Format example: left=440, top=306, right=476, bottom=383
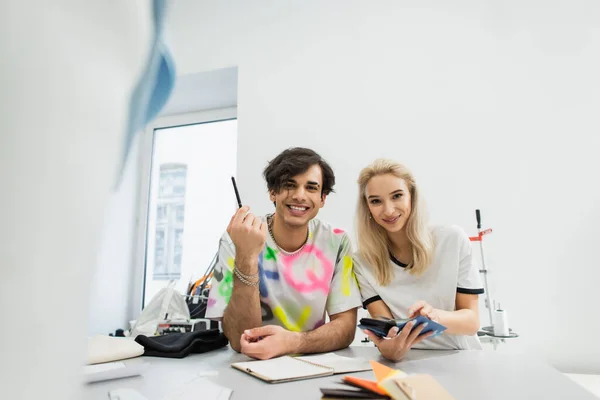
left=231, top=352, right=372, bottom=384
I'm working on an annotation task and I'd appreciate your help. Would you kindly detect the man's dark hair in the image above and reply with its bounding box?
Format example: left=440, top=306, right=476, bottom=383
left=263, top=147, right=335, bottom=196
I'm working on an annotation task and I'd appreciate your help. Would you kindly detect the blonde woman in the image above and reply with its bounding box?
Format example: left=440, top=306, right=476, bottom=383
left=353, top=159, right=483, bottom=362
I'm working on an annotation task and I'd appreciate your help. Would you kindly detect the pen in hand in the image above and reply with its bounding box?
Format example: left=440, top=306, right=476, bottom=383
left=231, top=176, right=242, bottom=208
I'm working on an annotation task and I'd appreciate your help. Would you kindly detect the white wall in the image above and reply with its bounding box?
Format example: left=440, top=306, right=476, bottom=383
left=88, top=138, right=140, bottom=335
left=166, top=0, right=600, bottom=373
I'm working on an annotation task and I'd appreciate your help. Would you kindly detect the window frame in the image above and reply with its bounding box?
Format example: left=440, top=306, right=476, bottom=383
left=131, top=107, right=237, bottom=316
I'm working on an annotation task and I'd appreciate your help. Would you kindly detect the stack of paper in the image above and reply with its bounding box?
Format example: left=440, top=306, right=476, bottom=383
left=320, top=361, right=455, bottom=400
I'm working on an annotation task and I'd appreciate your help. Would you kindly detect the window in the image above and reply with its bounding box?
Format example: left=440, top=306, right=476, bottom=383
left=134, top=109, right=237, bottom=309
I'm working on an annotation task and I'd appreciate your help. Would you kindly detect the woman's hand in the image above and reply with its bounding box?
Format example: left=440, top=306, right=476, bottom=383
left=363, top=320, right=433, bottom=362
left=408, top=300, right=440, bottom=322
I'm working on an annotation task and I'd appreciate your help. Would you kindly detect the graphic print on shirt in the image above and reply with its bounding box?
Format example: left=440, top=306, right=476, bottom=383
left=273, top=301, right=312, bottom=332
left=204, top=219, right=362, bottom=332
left=280, top=245, right=334, bottom=294
left=341, top=255, right=354, bottom=296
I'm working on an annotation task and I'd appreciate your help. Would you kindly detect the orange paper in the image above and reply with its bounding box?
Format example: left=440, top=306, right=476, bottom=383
left=343, top=376, right=388, bottom=396
left=370, top=360, right=398, bottom=381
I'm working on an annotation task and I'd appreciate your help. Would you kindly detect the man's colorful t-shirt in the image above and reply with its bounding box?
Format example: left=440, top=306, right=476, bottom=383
left=205, top=216, right=361, bottom=332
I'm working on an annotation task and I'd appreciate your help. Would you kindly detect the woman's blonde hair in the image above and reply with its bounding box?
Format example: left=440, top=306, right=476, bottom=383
left=356, top=159, right=434, bottom=285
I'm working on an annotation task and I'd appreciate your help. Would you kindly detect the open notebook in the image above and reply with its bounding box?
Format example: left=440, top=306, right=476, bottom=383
left=231, top=353, right=372, bottom=384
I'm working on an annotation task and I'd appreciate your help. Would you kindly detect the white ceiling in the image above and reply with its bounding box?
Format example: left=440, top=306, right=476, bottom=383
left=158, top=66, right=237, bottom=116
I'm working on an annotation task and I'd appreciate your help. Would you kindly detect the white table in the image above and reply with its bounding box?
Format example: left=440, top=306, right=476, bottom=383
left=83, top=345, right=597, bottom=399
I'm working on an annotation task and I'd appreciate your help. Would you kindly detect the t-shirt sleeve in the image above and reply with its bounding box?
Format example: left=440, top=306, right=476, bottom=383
left=352, top=254, right=382, bottom=309
left=455, top=227, right=485, bottom=295
left=325, top=233, right=362, bottom=316
left=205, top=232, right=237, bottom=320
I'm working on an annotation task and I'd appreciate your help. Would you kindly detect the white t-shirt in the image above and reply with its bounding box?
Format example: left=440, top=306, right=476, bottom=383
left=206, top=217, right=362, bottom=332
left=353, top=225, right=484, bottom=350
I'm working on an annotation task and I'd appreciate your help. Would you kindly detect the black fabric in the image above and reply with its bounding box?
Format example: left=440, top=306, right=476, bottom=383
left=389, top=253, right=408, bottom=268
left=134, top=328, right=228, bottom=358
left=457, top=287, right=485, bottom=295
left=362, top=295, right=383, bottom=309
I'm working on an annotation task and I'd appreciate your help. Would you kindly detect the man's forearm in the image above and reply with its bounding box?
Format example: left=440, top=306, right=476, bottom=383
left=222, top=259, right=262, bottom=351
left=292, top=311, right=357, bottom=354
left=437, top=309, right=480, bottom=335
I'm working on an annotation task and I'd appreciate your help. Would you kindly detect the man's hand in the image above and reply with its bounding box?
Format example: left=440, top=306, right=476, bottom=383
left=221, top=206, right=266, bottom=351
left=363, top=321, right=433, bottom=362
left=408, top=300, right=440, bottom=322
left=240, top=325, right=301, bottom=360
left=226, top=206, right=267, bottom=268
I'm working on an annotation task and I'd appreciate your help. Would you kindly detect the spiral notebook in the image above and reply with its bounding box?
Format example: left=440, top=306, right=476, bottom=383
left=231, top=353, right=372, bottom=384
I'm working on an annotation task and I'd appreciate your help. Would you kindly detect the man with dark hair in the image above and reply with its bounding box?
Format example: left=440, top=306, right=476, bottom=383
left=206, top=147, right=361, bottom=360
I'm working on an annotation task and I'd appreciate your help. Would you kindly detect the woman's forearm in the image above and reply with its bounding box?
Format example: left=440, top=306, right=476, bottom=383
left=436, top=308, right=480, bottom=335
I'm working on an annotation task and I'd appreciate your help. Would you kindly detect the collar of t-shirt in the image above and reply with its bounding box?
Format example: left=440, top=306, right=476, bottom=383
left=389, top=251, right=408, bottom=268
